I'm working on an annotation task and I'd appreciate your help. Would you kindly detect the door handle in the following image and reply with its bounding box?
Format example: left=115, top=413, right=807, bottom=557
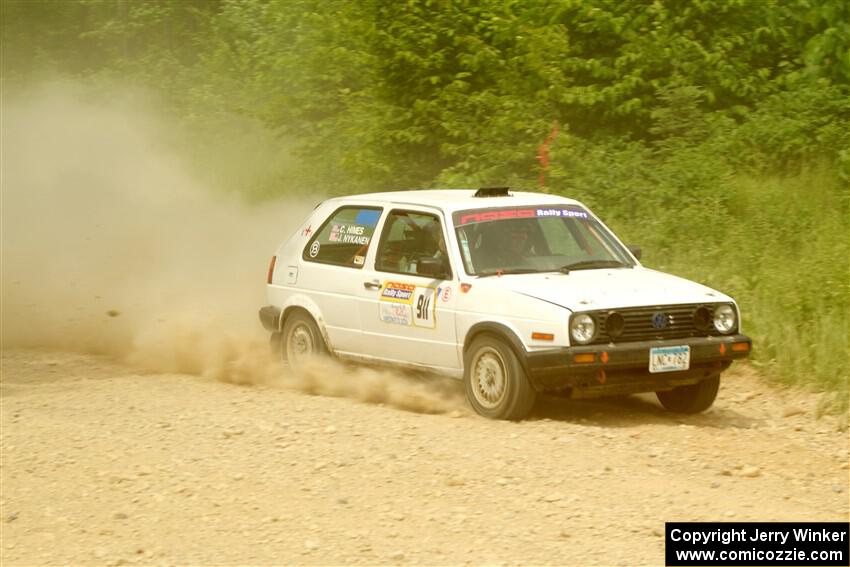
left=363, top=281, right=382, bottom=290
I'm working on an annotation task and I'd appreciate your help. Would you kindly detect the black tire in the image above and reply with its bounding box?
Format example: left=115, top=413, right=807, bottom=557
left=281, top=310, right=328, bottom=369
left=656, top=374, right=720, bottom=414
left=463, top=335, right=537, bottom=420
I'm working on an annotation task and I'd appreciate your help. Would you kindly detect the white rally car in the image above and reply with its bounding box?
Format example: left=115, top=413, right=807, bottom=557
left=259, top=187, right=751, bottom=420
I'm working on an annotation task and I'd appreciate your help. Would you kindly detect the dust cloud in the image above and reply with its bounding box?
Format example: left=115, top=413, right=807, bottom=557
left=1, top=81, right=465, bottom=414
left=296, top=358, right=467, bottom=415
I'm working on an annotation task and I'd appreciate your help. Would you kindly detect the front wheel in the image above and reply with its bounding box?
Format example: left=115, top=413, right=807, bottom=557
left=464, top=335, right=536, bottom=420
left=656, top=375, right=720, bottom=414
left=281, top=311, right=328, bottom=370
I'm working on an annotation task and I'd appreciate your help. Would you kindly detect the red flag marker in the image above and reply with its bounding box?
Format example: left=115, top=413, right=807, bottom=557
left=536, top=120, right=559, bottom=188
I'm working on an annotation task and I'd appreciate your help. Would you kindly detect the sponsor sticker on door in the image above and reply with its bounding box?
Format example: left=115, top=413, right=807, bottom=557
left=379, top=302, right=413, bottom=326
left=412, top=287, right=436, bottom=329
left=380, top=282, right=415, bottom=303
left=379, top=282, right=436, bottom=328
left=440, top=286, right=452, bottom=302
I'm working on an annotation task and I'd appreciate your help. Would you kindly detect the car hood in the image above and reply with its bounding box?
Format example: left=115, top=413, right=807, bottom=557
left=488, top=267, right=732, bottom=311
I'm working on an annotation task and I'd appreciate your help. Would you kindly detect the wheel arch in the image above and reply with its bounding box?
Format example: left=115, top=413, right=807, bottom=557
left=463, top=321, right=541, bottom=391
left=280, top=295, right=334, bottom=353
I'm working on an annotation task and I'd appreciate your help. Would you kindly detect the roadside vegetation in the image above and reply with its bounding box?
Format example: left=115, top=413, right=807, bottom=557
left=3, top=0, right=848, bottom=410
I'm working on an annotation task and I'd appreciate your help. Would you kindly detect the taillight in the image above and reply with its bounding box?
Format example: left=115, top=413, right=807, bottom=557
left=267, top=256, right=277, bottom=284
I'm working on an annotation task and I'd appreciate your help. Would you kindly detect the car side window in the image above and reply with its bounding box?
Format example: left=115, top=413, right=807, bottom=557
left=303, top=206, right=382, bottom=268
left=375, top=210, right=451, bottom=278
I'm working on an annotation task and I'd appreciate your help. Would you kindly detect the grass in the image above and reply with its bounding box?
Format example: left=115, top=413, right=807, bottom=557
left=641, top=168, right=849, bottom=413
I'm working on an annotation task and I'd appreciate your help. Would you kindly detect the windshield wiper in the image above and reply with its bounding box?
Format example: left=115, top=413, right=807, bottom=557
left=558, top=259, right=626, bottom=274
left=477, top=268, right=542, bottom=278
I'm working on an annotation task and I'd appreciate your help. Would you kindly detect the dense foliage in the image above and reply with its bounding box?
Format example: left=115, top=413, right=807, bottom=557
left=3, top=0, right=848, bottom=409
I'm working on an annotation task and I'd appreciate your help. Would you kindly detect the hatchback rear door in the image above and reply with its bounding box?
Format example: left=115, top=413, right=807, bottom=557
left=297, top=204, right=383, bottom=353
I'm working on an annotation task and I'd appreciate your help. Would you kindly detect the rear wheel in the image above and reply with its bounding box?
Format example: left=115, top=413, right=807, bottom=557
left=464, top=335, right=536, bottom=420
left=656, top=375, right=720, bottom=414
left=281, top=311, right=327, bottom=370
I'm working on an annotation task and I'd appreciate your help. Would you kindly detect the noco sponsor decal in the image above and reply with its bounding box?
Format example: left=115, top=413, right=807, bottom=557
left=379, top=282, right=436, bottom=328
left=454, top=206, right=589, bottom=225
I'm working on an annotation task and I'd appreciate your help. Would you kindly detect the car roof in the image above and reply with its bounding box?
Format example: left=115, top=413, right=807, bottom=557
left=325, top=189, right=584, bottom=214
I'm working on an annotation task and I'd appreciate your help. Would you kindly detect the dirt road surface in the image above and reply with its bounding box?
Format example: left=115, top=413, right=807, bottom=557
left=1, top=349, right=847, bottom=566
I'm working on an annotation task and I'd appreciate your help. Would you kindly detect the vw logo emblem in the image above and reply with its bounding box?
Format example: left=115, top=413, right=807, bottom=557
left=652, top=312, right=669, bottom=330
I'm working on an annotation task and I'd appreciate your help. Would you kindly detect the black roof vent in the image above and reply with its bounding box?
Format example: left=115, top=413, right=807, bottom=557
left=474, top=186, right=511, bottom=198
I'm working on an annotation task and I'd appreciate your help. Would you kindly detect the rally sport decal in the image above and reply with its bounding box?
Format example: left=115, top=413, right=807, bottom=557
left=379, top=282, right=436, bottom=329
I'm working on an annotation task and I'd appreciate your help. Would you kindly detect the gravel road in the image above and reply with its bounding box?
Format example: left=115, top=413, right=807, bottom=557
left=5, top=82, right=846, bottom=567
left=1, top=349, right=847, bottom=566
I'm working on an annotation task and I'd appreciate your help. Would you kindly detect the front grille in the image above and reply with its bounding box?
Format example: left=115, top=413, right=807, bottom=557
left=588, top=303, right=730, bottom=344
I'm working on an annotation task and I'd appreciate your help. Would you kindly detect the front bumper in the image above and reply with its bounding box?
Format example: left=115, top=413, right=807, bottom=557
left=526, top=334, right=751, bottom=396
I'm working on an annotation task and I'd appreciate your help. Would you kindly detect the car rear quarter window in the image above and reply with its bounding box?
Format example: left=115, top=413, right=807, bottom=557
left=302, top=206, right=382, bottom=268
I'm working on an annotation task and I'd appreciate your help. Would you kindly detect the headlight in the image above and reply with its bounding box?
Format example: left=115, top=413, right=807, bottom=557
left=570, top=313, right=596, bottom=344
left=713, top=304, right=737, bottom=334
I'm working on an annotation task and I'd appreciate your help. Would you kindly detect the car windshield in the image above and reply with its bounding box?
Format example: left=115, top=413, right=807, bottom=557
left=452, top=205, right=635, bottom=276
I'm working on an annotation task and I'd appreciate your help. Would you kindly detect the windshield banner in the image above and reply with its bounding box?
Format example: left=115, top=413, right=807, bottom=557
left=453, top=205, right=589, bottom=226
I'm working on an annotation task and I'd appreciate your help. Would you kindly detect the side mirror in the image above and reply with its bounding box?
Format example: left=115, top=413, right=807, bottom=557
left=416, top=256, right=449, bottom=279
left=627, top=244, right=642, bottom=261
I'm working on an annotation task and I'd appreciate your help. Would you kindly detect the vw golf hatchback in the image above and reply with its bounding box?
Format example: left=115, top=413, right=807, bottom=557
left=259, top=187, right=751, bottom=419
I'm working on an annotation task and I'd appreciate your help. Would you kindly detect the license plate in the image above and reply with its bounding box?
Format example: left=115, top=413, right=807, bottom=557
left=649, top=345, right=690, bottom=373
